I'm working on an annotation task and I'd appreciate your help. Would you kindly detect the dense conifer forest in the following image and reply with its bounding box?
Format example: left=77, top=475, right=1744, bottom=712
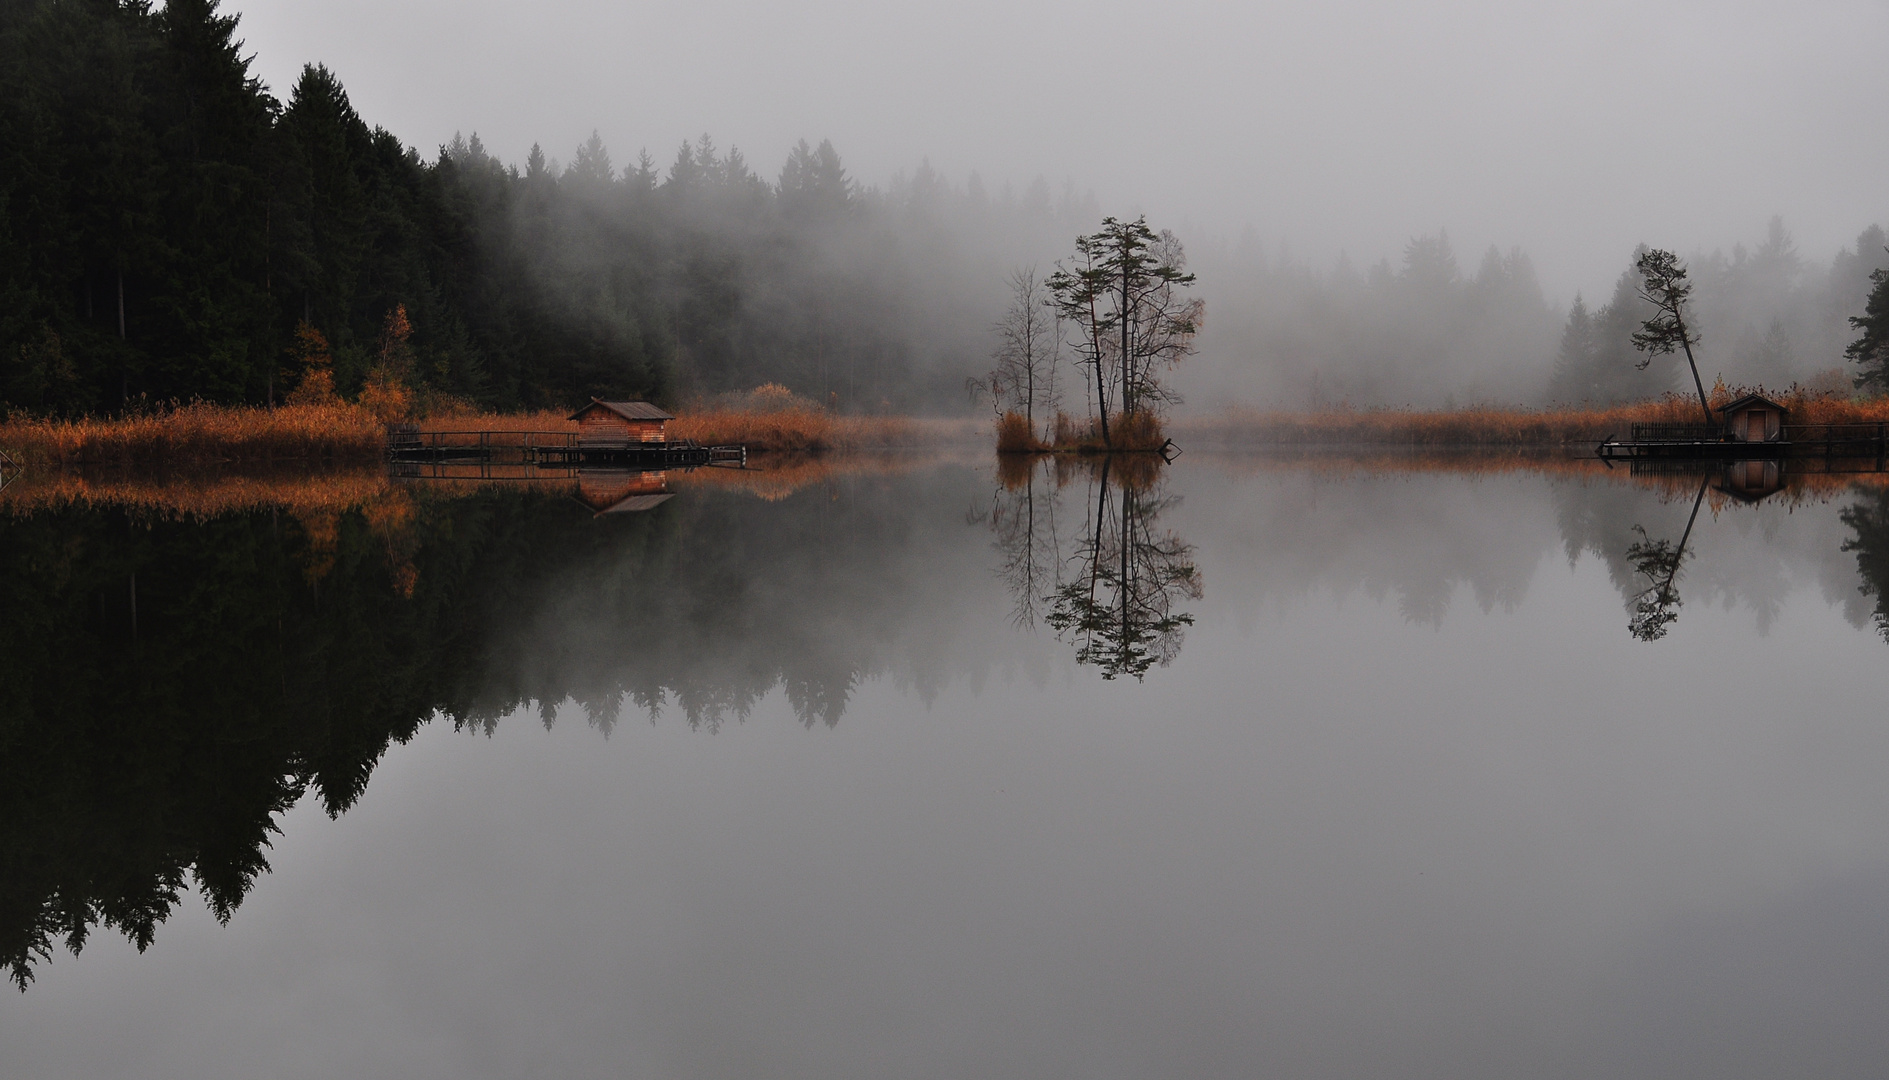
left=0, top=0, right=1097, bottom=416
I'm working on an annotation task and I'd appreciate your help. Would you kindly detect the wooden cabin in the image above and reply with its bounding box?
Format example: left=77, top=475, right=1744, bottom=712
left=575, top=470, right=673, bottom=515
left=569, top=399, right=675, bottom=444
left=1720, top=393, right=1786, bottom=443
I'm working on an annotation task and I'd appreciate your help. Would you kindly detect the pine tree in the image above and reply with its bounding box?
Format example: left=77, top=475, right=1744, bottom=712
left=1631, top=249, right=1713, bottom=424
left=1848, top=259, right=1889, bottom=391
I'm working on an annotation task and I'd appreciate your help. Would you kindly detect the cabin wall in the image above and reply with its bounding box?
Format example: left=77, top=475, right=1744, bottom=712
left=577, top=413, right=667, bottom=443
left=1726, top=407, right=1781, bottom=442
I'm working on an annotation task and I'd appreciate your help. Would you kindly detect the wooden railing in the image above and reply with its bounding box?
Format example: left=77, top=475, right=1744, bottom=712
left=1781, top=422, right=1889, bottom=445
left=1629, top=423, right=1720, bottom=443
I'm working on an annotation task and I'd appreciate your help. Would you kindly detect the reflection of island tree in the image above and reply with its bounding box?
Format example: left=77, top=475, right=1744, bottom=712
left=1044, top=456, right=1202, bottom=679
left=987, top=454, right=1072, bottom=628
left=1623, top=473, right=1709, bottom=641
left=0, top=474, right=986, bottom=988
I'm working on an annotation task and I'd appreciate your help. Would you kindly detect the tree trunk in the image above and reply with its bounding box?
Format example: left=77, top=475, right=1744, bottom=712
left=118, top=265, right=128, bottom=407
left=1089, top=292, right=1110, bottom=446
left=1119, top=261, right=1132, bottom=430
left=1025, top=316, right=1034, bottom=431
left=1676, top=309, right=1712, bottom=426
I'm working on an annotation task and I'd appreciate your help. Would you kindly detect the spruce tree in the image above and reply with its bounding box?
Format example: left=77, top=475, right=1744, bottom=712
left=1848, top=260, right=1889, bottom=391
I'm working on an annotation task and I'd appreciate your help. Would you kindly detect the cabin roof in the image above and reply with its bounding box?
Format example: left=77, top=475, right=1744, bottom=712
left=569, top=399, right=675, bottom=422
left=580, top=492, right=675, bottom=515
left=1719, top=393, right=1788, bottom=416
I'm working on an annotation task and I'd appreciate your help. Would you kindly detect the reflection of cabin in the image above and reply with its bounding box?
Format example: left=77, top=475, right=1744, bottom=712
left=1720, top=394, right=1786, bottom=443
left=569, top=399, right=675, bottom=444
left=1717, top=459, right=1785, bottom=502
left=575, top=470, right=673, bottom=515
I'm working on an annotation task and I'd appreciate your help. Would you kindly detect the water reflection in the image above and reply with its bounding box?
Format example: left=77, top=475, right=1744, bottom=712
left=1615, top=458, right=1865, bottom=640
left=1624, top=473, right=1708, bottom=641
left=981, top=455, right=1203, bottom=678
left=11, top=453, right=1889, bottom=994
left=1046, top=457, right=1202, bottom=679
left=0, top=463, right=994, bottom=987
left=1841, top=484, right=1889, bottom=641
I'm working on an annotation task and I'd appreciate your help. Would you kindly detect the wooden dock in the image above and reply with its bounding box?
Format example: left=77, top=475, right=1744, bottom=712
left=1597, top=422, right=1889, bottom=464
left=386, top=427, right=746, bottom=470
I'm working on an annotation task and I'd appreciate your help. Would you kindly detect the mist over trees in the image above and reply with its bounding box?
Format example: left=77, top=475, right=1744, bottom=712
left=1183, top=231, right=1563, bottom=407
left=3, top=1, right=1885, bottom=418
left=1549, top=221, right=1889, bottom=405
left=1183, top=219, right=1889, bottom=410
left=0, top=0, right=1093, bottom=416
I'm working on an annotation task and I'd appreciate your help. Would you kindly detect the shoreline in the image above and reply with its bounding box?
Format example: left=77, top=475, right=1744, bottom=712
left=8, top=391, right=1889, bottom=464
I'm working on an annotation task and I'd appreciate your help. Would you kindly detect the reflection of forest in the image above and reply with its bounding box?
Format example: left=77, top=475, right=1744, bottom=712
left=0, top=463, right=1011, bottom=988
left=12, top=454, right=1889, bottom=988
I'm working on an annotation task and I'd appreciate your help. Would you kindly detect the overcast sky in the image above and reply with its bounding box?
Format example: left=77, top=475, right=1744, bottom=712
left=227, top=0, right=1888, bottom=299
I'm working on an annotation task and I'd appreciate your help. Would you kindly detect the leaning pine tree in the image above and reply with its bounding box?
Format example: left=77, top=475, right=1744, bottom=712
left=1631, top=248, right=1713, bottom=425
left=1045, top=217, right=1202, bottom=449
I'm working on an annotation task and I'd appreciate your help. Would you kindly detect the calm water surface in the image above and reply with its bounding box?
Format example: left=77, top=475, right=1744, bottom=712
left=4, top=454, right=1889, bottom=1078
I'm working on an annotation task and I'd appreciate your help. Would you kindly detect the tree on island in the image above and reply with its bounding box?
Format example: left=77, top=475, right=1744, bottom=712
left=1046, top=217, right=1202, bottom=448
left=1631, top=248, right=1713, bottom=425
left=1846, top=252, right=1889, bottom=391
left=975, top=267, right=1059, bottom=447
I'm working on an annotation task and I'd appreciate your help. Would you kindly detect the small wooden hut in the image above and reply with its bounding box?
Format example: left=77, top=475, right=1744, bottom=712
left=569, top=399, right=675, bottom=444
left=1720, top=393, right=1786, bottom=443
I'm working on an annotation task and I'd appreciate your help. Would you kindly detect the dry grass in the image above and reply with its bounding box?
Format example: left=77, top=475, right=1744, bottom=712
left=994, top=412, right=1044, bottom=453
left=0, top=400, right=974, bottom=466
left=1058, top=411, right=1166, bottom=452
left=1178, top=387, right=1889, bottom=448
left=415, top=396, right=974, bottom=451
left=996, top=410, right=1168, bottom=454
left=413, top=408, right=575, bottom=433
left=0, top=401, right=383, bottom=465
left=670, top=408, right=968, bottom=450
left=0, top=464, right=394, bottom=520
left=0, top=453, right=935, bottom=520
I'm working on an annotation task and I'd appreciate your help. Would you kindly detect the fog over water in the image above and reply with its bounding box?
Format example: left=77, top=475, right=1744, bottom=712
left=228, top=0, right=1889, bottom=298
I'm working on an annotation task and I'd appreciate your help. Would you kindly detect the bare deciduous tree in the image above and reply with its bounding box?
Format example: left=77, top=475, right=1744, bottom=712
left=987, top=267, right=1059, bottom=435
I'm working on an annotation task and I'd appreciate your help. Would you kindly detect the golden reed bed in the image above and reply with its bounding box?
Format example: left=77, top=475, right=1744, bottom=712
left=6, top=387, right=1889, bottom=467
left=1176, top=389, right=1889, bottom=448
left=7, top=450, right=1886, bottom=523
left=0, top=450, right=977, bottom=519
left=0, top=402, right=383, bottom=465
left=0, top=402, right=973, bottom=463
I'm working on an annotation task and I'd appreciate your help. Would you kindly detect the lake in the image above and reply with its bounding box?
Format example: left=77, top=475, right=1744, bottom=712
left=4, top=452, right=1888, bottom=1079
